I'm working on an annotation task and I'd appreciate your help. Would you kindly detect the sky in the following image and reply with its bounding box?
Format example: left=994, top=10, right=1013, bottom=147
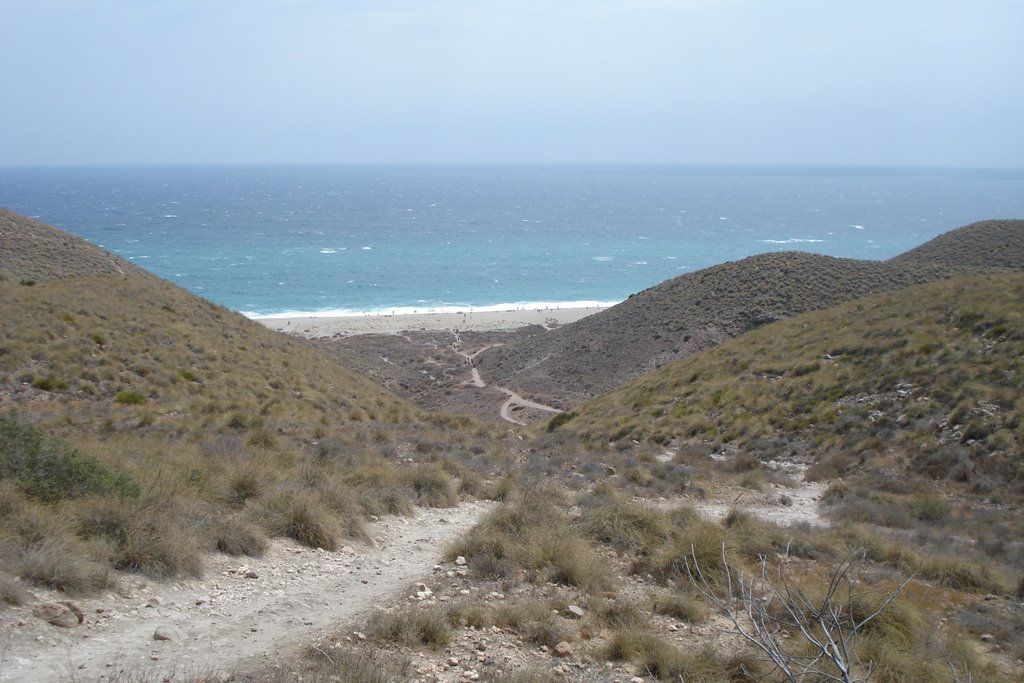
left=1, top=0, right=1022, bottom=167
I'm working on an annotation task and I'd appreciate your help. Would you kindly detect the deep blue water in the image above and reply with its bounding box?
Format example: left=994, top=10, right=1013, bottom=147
left=2, top=165, right=1023, bottom=317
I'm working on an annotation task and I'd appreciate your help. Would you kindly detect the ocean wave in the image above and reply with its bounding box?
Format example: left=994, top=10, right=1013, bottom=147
left=592, top=256, right=613, bottom=262
left=757, top=238, right=825, bottom=244
left=244, top=300, right=622, bottom=320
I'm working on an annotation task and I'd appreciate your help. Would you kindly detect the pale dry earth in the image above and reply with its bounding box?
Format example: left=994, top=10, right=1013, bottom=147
left=0, top=502, right=492, bottom=683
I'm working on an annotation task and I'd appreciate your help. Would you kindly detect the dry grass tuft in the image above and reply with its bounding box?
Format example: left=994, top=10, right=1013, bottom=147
left=367, top=605, right=453, bottom=649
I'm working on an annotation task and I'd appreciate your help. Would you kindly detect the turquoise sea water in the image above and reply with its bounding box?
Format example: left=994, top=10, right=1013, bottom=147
left=2, top=165, right=1023, bottom=317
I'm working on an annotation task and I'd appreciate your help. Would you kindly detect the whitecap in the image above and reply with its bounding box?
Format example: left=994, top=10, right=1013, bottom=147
left=592, top=256, right=613, bottom=262
left=758, top=238, right=825, bottom=244
left=362, top=246, right=372, bottom=250
left=630, top=261, right=648, bottom=265
left=850, top=224, right=865, bottom=230
left=320, top=249, right=336, bottom=254
left=162, top=214, right=178, bottom=218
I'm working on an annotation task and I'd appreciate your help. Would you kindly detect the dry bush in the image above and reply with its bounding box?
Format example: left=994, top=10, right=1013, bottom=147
left=209, top=516, right=269, bottom=557
left=577, top=494, right=672, bottom=556
left=446, top=487, right=610, bottom=591
left=492, top=600, right=572, bottom=648
left=604, top=630, right=732, bottom=682
left=0, top=571, right=31, bottom=606
left=403, top=464, right=458, bottom=507
left=75, top=497, right=204, bottom=579
left=649, top=588, right=708, bottom=624
left=367, top=605, right=453, bottom=649
left=260, top=490, right=342, bottom=551
left=10, top=536, right=112, bottom=594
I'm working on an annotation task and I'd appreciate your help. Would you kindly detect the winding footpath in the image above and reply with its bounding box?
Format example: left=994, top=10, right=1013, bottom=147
left=0, top=503, right=491, bottom=683
left=452, top=333, right=561, bottom=425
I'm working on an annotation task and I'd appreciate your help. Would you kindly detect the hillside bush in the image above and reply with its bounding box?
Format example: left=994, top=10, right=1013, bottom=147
left=0, top=414, right=138, bottom=502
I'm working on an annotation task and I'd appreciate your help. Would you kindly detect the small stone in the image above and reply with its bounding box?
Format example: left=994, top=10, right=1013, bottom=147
left=146, top=597, right=163, bottom=608
left=245, top=571, right=259, bottom=579
left=153, top=626, right=187, bottom=642
left=564, top=605, right=585, bottom=619
left=553, top=641, right=573, bottom=658
left=980, top=633, right=995, bottom=642
left=447, top=656, right=460, bottom=667
left=984, top=594, right=998, bottom=601
left=455, top=555, right=467, bottom=566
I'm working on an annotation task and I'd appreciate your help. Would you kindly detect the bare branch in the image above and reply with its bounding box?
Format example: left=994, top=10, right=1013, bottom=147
left=684, top=543, right=913, bottom=683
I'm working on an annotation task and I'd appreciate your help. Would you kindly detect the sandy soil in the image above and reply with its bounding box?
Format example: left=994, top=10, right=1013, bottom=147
left=256, top=306, right=606, bottom=337
left=0, top=502, right=491, bottom=683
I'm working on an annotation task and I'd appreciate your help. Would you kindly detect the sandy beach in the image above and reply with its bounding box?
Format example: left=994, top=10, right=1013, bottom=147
left=256, top=306, right=608, bottom=337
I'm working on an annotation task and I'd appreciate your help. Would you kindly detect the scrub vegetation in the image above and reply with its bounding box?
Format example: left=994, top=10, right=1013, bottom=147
left=1, top=210, right=1021, bottom=681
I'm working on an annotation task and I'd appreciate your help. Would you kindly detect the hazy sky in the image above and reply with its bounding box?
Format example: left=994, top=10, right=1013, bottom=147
left=2, top=1, right=1022, bottom=167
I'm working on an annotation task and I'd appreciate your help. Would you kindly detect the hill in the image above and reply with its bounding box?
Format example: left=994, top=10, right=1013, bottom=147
left=553, top=272, right=1024, bottom=489
left=0, top=209, right=146, bottom=282
left=0, top=210, right=495, bottom=589
left=475, top=219, right=1024, bottom=410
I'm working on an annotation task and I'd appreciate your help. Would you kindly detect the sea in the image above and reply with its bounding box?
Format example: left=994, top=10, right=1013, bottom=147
left=2, top=165, right=1023, bottom=318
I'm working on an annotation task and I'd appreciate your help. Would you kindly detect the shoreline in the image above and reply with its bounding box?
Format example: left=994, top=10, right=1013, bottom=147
left=256, top=306, right=608, bottom=337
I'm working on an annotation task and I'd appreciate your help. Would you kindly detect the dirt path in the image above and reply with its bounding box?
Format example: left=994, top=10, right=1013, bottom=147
left=497, top=388, right=561, bottom=425
left=0, top=502, right=491, bottom=683
left=452, top=334, right=561, bottom=425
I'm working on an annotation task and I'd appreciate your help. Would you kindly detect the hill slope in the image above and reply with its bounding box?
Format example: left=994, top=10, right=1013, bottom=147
left=476, top=219, right=1024, bottom=409
left=0, top=208, right=146, bottom=282
left=555, top=272, right=1024, bottom=489
left=0, top=210, right=494, bottom=588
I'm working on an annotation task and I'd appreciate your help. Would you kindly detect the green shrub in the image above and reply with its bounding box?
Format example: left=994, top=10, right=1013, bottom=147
left=31, top=377, right=57, bottom=391
left=0, top=414, right=139, bottom=502
left=114, top=390, right=145, bottom=405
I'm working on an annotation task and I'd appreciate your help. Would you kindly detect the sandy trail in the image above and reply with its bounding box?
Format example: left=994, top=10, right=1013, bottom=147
left=0, top=502, right=491, bottom=683
left=452, top=334, right=562, bottom=425
left=497, top=388, right=561, bottom=425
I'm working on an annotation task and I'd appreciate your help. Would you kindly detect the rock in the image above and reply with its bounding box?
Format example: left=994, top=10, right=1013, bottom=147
left=980, top=633, right=995, bottom=642
left=245, top=570, right=259, bottom=579
left=153, top=626, right=187, bottom=642
left=455, top=556, right=467, bottom=566
left=33, top=602, right=84, bottom=628
left=552, top=641, right=573, bottom=658
left=564, top=604, right=585, bottom=619
left=145, top=597, right=164, bottom=608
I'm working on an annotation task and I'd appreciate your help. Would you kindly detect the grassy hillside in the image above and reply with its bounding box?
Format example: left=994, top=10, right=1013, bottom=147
left=0, top=211, right=498, bottom=589
left=477, top=219, right=1024, bottom=410
left=556, top=273, right=1023, bottom=475
left=0, top=209, right=147, bottom=282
